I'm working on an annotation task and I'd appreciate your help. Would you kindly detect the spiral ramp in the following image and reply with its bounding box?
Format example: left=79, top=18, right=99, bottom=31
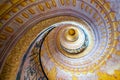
left=0, top=0, right=120, bottom=80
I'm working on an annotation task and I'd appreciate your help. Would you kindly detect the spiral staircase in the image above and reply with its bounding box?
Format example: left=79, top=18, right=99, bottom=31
left=0, top=0, right=120, bottom=80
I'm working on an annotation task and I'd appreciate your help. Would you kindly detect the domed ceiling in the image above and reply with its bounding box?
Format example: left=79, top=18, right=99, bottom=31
left=0, top=0, right=120, bottom=80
